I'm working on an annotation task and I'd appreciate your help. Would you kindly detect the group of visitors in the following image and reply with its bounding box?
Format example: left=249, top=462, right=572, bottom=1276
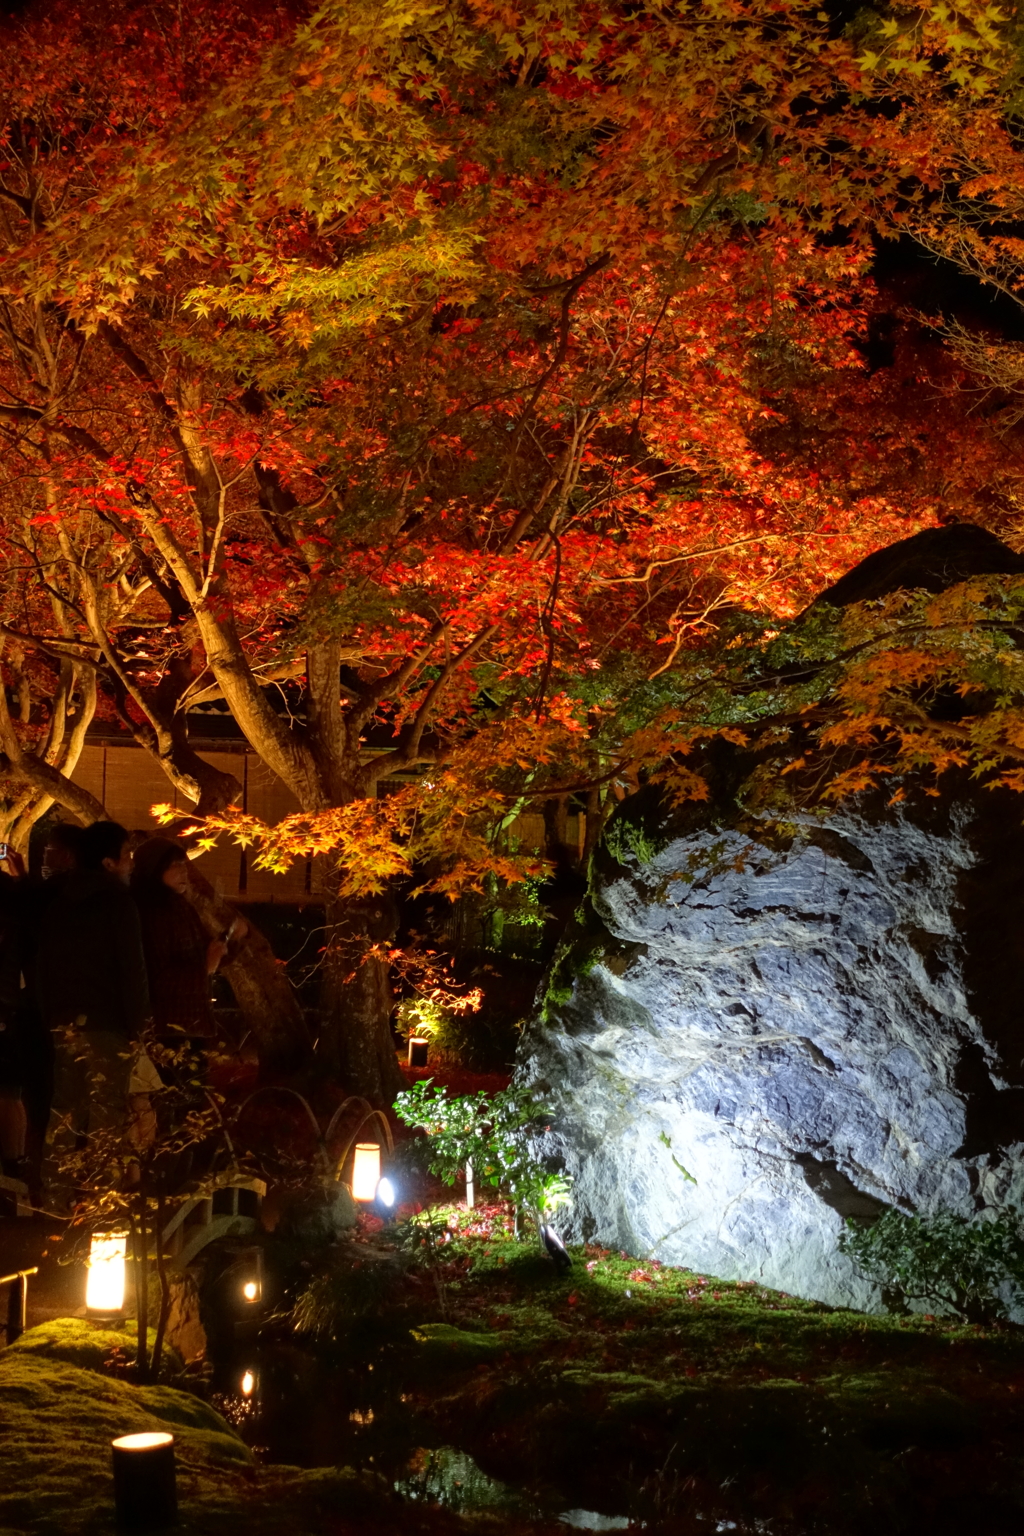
left=0, top=822, right=246, bottom=1205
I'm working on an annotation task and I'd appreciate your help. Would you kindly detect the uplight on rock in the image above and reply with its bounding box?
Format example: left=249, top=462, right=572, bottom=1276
left=86, top=1231, right=128, bottom=1317
left=351, top=1142, right=381, bottom=1201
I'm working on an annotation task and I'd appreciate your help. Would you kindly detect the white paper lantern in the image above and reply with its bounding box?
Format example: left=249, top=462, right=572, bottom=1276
left=86, top=1231, right=128, bottom=1316
left=351, top=1143, right=381, bottom=1201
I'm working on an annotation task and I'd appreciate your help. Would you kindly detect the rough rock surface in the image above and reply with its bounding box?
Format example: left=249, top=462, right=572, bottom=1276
left=520, top=772, right=1024, bottom=1311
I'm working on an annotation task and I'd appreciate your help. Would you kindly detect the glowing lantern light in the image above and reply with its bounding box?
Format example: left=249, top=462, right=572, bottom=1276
left=237, top=1247, right=263, bottom=1306
left=86, top=1231, right=128, bottom=1317
left=407, top=1037, right=429, bottom=1067
left=240, top=1370, right=255, bottom=1397
left=351, top=1143, right=381, bottom=1201
left=110, top=1431, right=177, bottom=1530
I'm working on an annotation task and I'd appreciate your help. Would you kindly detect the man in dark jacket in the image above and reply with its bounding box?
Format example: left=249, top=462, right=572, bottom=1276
left=39, top=821, right=150, bottom=1142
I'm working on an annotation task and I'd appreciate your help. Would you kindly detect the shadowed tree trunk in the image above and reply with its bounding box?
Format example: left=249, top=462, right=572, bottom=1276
left=314, top=878, right=404, bottom=1102
left=185, top=864, right=312, bottom=1079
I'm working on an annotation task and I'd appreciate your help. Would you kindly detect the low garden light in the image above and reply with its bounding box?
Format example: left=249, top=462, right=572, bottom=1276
left=351, top=1142, right=381, bottom=1201
left=86, top=1230, right=128, bottom=1318
left=407, top=1037, right=429, bottom=1068
left=240, top=1249, right=263, bottom=1305
left=110, top=1431, right=177, bottom=1530
left=240, top=1369, right=256, bottom=1397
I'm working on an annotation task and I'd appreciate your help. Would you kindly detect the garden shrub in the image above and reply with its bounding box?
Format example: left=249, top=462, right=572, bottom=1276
left=393, top=1081, right=571, bottom=1227
left=840, top=1207, right=1024, bottom=1322
left=396, top=995, right=519, bottom=1071
left=291, top=1255, right=404, bottom=1339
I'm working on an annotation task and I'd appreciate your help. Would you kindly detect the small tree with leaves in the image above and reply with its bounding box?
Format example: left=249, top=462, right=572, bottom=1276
left=57, top=1033, right=248, bottom=1381
left=394, top=1079, right=571, bottom=1237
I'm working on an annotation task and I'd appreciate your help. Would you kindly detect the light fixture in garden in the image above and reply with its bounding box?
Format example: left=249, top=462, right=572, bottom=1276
left=351, top=1142, right=381, bottom=1201
left=240, top=1248, right=263, bottom=1305
left=376, top=1176, right=396, bottom=1209
left=407, top=1037, right=429, bottom=1068
left=110, top=1432, right=177, bottom=1530
left=240, top=1369, right=256, bottom=1397
left=86, top=1230, right=128, bottom=1317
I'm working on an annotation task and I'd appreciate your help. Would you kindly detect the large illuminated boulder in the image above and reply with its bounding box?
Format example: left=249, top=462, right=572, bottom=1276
left=522, top=773, right=1024, bottom=1309
left=522, top=524, right=1024, bottom=1311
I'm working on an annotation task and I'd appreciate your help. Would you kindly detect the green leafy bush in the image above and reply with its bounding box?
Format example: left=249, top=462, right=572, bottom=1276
left=393, top=1081, right=571, bottom=1225
left=395, top=996, right=520, bottom=1071
left=291, top=1257, right=403, bottom=1339
left=841, top=1208, right=1024, bottom=1323
left=396, top=997, right=451, bottom=1046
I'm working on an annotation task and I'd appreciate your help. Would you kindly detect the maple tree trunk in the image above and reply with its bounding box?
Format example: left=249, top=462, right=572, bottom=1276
left=543, top=793, right=574, bottom=871
left=186, top=865, right=312, bottom=1080
left=582, top=785, right=612, bottom=865
left=315, top=884, right=405, bottom=1105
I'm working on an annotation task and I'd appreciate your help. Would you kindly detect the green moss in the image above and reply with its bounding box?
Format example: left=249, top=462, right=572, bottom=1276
left=539, top=940, right=575, bottom=1021
left=0, top=1344, right=252, bottom=1534
left=8, top=1317, right=182, bottom=1375
left=0, top=1322, right=475, bottom=1536
left=540, top=926, right=619, bottom=1023
left=409, top=1322, right=512, bottom=1358
left=409, top=1206, right=1024, bottom=1438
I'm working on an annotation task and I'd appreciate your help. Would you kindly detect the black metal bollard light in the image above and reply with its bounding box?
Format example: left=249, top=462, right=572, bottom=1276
left=111, top=1432, right=178, bottom=1530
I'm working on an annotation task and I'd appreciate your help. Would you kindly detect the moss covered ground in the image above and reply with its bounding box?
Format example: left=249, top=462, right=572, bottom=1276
left=294, top=1203, right=1024, bottom=1535
left=0, top=1318, right=481, bottom=1536
left=5, top=1212, right=1024, bottom=1536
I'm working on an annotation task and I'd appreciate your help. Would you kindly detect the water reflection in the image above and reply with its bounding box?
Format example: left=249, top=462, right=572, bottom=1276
left=206, top=1342, right=805, bottom=1534
left=396, top=1445, right=535, bottom=1517
left=560, top=1512, right=632, bottom=1531
left=396, top=1446, right=636, bottom=1530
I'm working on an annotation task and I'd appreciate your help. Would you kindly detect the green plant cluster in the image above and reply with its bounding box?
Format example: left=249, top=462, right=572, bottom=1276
left=393, top=1081, right=571, bottom=1224
left=603, top=815, right=663, bottom=867
left=396, top=994, right=522, bottom=1072
left=291, top=1254, right=404, bottom=1338
left=396, top=996, right=453, bottom=1045
left=840, top=1207, right=1024, bottom=1323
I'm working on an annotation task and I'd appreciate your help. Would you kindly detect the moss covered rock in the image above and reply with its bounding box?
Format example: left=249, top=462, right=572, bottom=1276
left=8, top=1317, right=183, bottom=1374
left=0, top=1321, right=251, bottom=1534
left=0, top=1320, right=478, bottom=1536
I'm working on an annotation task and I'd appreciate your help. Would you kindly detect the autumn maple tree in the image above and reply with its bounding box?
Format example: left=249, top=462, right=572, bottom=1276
left=1, top=0, right=1023, bottom=1099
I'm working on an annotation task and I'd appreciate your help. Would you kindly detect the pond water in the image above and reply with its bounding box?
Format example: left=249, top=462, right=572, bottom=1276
left=206, top=1341, right=816, bottom=1536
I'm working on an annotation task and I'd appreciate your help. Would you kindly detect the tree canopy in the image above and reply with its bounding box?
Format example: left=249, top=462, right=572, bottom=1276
left=3, top=0, right=1024, bottom=1094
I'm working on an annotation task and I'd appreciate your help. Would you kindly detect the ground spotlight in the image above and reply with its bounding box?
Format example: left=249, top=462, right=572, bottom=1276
left=540, top=1223, right=572, bottom=1273
left=376, top=1176, right=396, bottom=1208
